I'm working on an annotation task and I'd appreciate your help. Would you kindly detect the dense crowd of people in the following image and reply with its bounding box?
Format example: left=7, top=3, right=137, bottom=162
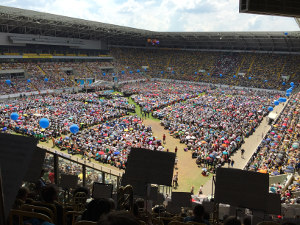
left=152, top=87, right=279, bottom=170
left=111, top=47, right=299, bottom=90
left=0, top=81, right=293, bottom=174
left=0, top=91, right=166, bottom=171
left=245, top=92, right=299, bottom=204
left=246, top=93, right=299, bottom=174
left=0, top=60, right=148, bottom=95
left=0, top=93, right=133, bottom=139
left=122, top=81, right=207, bottom=113
left=56, top=115, right=164, bottom=169
left=1, top=48, right=299, bottom=95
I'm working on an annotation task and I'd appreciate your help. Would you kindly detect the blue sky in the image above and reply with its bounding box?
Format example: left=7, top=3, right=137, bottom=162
left=1, top=0, right=299, bottom=32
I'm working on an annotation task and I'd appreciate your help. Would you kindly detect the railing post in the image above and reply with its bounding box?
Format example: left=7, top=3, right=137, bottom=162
left=82, top=164, right=86, bottom=187
left=54, top=154, right=59, bottom=185
left=102, top=172, right=105, bottom=184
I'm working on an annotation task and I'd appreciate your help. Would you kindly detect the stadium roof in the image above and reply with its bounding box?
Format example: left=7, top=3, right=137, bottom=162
left=296, top=18, right=300, bottom=27
left=0, top=5, right=300, bottom=52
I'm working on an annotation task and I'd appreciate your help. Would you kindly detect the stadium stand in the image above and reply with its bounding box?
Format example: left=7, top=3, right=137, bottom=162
left=0, top=49, right=299, bottom=95
left=110, top=48, right=300, bottom=90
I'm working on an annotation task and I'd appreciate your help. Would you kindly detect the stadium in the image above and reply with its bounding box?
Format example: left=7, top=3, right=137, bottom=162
left=0, top=2, right=299, bottom=225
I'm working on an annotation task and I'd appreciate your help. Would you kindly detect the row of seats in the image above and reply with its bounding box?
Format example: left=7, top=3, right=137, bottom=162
left=11, top=182, right=299, bottom=225
left=1, top=48, right=299, bottom=95
left=110, top=48, right=300, bottom=90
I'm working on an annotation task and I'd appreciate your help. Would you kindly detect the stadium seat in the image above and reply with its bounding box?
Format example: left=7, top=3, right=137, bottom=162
left=9, top=209, right=53, bottom=225
left=257, top=222, right=280, bottom=225
left=21, top=204, right=55, bottom=222
left=74, top=221, right=97, bottom=225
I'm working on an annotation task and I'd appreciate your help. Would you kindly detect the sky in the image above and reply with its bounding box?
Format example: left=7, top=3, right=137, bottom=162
left=1, top=0, right=299, bottom=32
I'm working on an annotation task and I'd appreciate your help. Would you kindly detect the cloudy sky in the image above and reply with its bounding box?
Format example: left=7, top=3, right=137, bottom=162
left=1, top=0, right=299, bottom=32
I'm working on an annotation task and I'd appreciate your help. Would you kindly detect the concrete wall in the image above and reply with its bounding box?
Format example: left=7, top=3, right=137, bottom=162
left=0, top=32, right=25, bottom=46
left=0, top=32, right=107, bottom=50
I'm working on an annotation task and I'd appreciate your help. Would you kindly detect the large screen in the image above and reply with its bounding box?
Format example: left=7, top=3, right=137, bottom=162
left=92, top=183, right=113, bottom=199
left=215, top=168, right=269, bottom=211
left=124, top=148, right=176, bottom=186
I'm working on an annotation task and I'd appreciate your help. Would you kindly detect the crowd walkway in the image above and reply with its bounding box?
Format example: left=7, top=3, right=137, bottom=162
left=201, top=102, right=287, bottom=196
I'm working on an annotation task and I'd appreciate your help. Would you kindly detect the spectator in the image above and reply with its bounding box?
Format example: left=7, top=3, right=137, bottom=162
left=81, top=199, right=112, bottom=222
left=184, top=204, right=210, bottom=225
left=98, top=211, right=140, bottom=225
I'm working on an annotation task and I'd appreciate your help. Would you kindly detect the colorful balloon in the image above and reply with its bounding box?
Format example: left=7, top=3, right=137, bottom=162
left=70, top=124, right=79, bottom=134
left=39, top=118, right=49, bottom=129
left=10, top=112, right=19, bottom=121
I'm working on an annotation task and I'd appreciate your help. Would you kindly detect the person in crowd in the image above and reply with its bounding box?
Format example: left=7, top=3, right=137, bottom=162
left=198, top=185, right=204, bottom=195
left=224, top=216, right=241, bottom=225
left=184, top=204, right=210, bottom=225
left=243, top=216, right=251, bottom=225
left=98, top=211, right=140, bottom=225
left=81, top=198, right=112, bottom=222
left=12, top=187, right=29, bottom=209
left=173, top=172, right=178, bottom=188
left=41, top=185, right=63, bottom=225
left=241, top=149, right=245, bottom=159
left=35, top=169, right=47, bottom=196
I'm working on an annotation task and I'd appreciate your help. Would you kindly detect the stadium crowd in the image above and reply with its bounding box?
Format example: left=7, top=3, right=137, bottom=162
left=55, top=115, right=163, bottom=169
left=0, top=93, right=132, bottom=139
left=153, top=87, right=278, bottom=170
left=246, top=92, right=299, bottom=175
left=1, top=84, right=299, bottom=224
left=0, top=60, right=148, bottom=95
left=122, top=81, right=207, bottom=113
left=111, top=47, right=299, bottom=90
left=1, top=48, right=299, bottom=95
left=245, top=92, right=300, bottom=204
left=0, top=91, right=165, bottom=170
left=0, top=81, right=288, bottom=173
